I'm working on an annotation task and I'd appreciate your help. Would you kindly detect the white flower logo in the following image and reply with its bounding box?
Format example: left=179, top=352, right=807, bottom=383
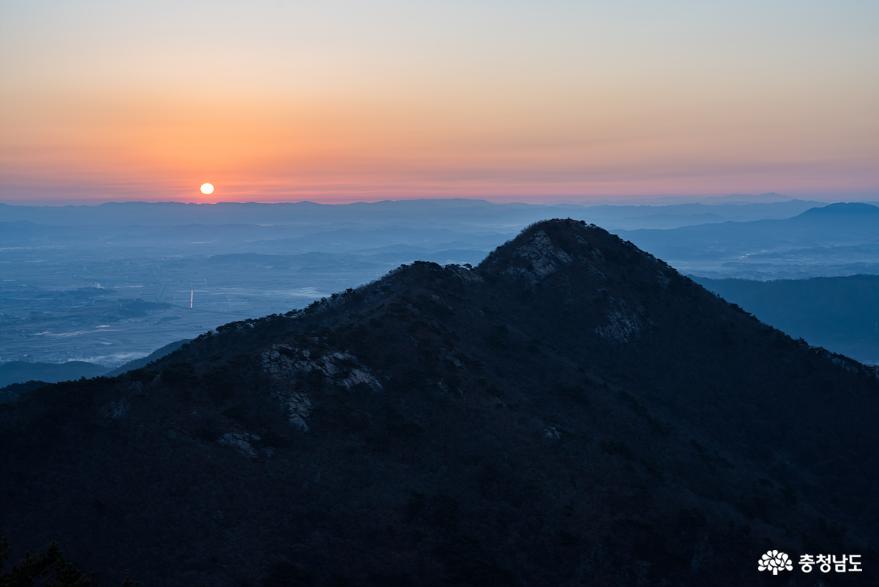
left=758, top=550, right=793, bottom=575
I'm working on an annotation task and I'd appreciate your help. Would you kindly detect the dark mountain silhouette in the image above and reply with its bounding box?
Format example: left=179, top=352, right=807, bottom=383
left=2, top=220, right=878, bottom=586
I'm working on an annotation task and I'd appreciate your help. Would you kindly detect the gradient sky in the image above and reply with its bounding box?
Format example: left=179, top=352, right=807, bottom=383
left=1, top=1, right=877, bottom=203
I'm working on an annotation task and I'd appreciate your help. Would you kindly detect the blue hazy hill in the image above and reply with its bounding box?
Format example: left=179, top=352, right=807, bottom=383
left=698, top=274, right=879, bottom=364
left=622, top=202, right=879, bottom=277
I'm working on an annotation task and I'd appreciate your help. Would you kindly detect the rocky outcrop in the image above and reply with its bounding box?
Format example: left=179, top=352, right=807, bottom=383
left=481, top=228, right=577, bottom=284
left=260, top=343, right=382, bottom=431
left=595, top=300, right=644, bottom=343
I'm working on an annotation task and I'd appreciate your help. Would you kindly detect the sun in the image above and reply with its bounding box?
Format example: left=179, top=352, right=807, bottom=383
left=199, top=182, right=215, bottom=195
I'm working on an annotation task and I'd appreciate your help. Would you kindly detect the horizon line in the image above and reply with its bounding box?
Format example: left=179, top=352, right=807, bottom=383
left=4, top=192, right=878, bottom=208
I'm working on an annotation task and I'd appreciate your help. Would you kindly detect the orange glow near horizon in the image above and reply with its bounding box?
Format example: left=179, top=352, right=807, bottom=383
left=1, top=1, right=877, bottom=203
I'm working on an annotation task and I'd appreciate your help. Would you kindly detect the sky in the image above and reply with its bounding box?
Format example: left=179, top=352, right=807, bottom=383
left=1, top=0, right=877, bottom=203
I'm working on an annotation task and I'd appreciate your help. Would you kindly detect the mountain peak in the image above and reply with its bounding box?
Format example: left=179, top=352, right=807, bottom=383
left=477, top=218, right=666, bottom=285
left=477, top=219, right=588, bottom=280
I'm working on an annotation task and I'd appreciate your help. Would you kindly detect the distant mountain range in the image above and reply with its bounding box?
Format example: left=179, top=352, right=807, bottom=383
left=623, top=202, right=879, bottom=278
left=3, top=220, right=878, bottom=585
left=0, top=197, right=824, bottom=231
